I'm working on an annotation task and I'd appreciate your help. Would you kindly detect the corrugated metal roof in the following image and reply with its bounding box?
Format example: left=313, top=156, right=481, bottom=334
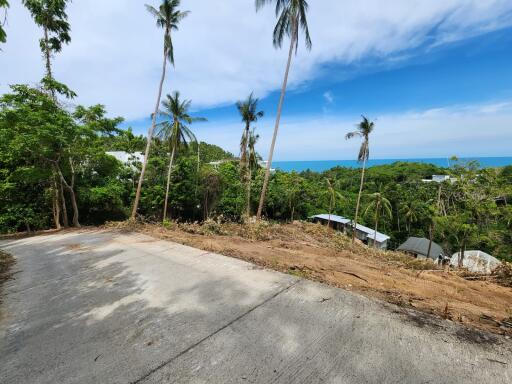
left=310, top=214, right=390, bottom=243
left=397, top=237, right=444, bottom=260
left=310, top=214, right=351, bottom=224
left=354, top=223, right=390, bottom=243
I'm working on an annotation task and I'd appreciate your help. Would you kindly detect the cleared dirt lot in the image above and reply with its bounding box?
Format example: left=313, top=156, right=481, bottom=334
left=122, top=221, right=512, bottom=336
left=1, top=229, right=511, bottom=383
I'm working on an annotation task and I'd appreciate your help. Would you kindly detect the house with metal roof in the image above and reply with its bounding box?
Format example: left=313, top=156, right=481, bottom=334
left=309, top=214, right=390, bottom=249
left=397, top=237, right=445, bottom=262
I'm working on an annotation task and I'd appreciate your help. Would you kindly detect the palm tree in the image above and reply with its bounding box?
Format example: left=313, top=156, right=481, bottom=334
left=246, top=128, right=260, bottom=217
left=156, top=91, right=206, bottom=221
left=325, top=178, right=343, bottom=228
left=364, top=191, right=392, bottom=248
left=237, top=93, right=264, bottom=217
left=255, top=0, right=312, bottom=219
left=346, top=116, right=374, bottom=243
left=400, top=200, right=420, bottom=234
left=131, top=0, right=189, bottom=219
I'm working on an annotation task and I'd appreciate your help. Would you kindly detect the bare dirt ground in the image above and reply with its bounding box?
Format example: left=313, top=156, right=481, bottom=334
left=0, top=249, right=15, bottom=314
left=102, top=220, right=512, bottom=337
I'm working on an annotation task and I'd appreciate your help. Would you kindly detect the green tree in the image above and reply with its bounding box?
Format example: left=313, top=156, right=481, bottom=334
left=345, top=116, right=374, bottom=243
left=236, top=93, right=264, bottom=217
left=22, top=0, right=71, bottom=93
left=364, top=190, right=392, bottom=248
left=0, top=85, right=81, bottom=227
left=132, top=0, right=189, bottom=219
left=255, top=0, right=312, bottom=219
left=436, top=214, right=478, bottom=267
left=156, top=91, right=205, bottom=221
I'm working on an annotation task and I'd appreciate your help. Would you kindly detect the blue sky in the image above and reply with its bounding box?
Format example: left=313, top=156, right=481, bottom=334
left=2, top=0, right=512, bottom=160
left=191, top=27, right=512, bottom=119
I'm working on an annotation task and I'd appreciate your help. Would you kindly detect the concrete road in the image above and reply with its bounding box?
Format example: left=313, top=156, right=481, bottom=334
left=1, top=230, right=511, bottom=384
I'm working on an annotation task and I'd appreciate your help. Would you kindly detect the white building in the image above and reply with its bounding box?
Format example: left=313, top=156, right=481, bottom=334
left=106, top=151, right=144, bottom=164
left=310, top=214, right=390, bottom=249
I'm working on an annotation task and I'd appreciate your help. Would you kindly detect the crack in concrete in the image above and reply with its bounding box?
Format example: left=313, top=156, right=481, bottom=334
left=129, top=280, right=300, bottom=384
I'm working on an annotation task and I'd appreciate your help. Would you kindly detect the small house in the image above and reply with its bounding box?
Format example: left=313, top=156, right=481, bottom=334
left=310, top=214, right=390, bottom=249
left=397, top=237, right=444, bottom=262
left=422, top=175, right=456, bottom=184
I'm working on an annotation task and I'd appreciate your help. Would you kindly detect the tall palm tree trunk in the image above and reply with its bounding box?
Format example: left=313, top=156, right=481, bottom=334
left=373, top=201, right=380, bottom=248
left=163, top=145, right=176, bottom=221
left=427, top=184, right=442, bottom=260
left=246, top=167, right=252, bottom=217
left=352, top=157, right=367, bottom=243
left=131, top=45, right=168, bottom=219
left=256, top=21, right=297, bottom=220
left=243, top=122, right=250, bottom=217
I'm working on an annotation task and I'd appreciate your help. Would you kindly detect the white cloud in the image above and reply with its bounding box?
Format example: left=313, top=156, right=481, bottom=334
left=197, top=101, right=512, bottom=160
left=1, top=0, right=512, bottom=120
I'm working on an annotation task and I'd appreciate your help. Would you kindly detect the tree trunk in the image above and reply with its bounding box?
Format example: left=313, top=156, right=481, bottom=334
left=352, top=157, right=367, bottom=243
left=243, top=122, right=250, bottom=218
left=459, top=242, right=466, bottom=268
left=56, top=163, right=80, bottom=228
left=427, top=185, right=441, bottom=261
left=43, top=26, right=56, bottom=100
left=427, top=223, right=433, bottom=259
left=59, top=178, right=69, bottom=228
left=52, top=177, right=61, bottom=230
left=131, top=43, right=169, bottom=219
left=246, top=166, right=252, bottom=217
left=374, top=201, right=380, bottom=248
left=256, top=20, right=297, bottom=220
left=68, top=187, right=80, bottom=228
left=163, top=145, right=176, bottom=222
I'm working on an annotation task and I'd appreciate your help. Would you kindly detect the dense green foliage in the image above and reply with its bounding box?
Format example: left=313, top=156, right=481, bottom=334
left=1, top=83, right=511, bottom=263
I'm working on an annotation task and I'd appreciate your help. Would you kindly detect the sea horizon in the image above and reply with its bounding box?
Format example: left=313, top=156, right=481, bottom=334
left=272, top=156, right=512, bottom=173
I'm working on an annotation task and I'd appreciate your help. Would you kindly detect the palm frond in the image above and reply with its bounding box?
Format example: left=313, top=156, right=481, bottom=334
left=345, top=131, right=361, bottom=140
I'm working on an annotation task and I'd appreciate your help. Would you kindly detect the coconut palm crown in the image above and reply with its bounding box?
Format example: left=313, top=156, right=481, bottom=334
left=345, top=116, right=374, bottom=163
left=156, top=91, right=205, bottom=149
left=145, top=0, right=189, bottom=65
left=256, top=0, right=312, bottom=52
left=237, top=93, right=264, bottom=166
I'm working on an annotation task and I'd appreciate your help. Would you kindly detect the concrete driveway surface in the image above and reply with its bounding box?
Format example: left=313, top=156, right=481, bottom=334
left=0, top=230, right=511, bottom=384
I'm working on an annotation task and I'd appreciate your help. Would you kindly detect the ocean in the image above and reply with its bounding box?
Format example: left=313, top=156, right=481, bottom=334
left=272, top=157, right=512, bottom=173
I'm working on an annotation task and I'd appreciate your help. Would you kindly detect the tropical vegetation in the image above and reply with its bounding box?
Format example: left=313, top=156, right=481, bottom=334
left=0, top=0, right=510, bottom=267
